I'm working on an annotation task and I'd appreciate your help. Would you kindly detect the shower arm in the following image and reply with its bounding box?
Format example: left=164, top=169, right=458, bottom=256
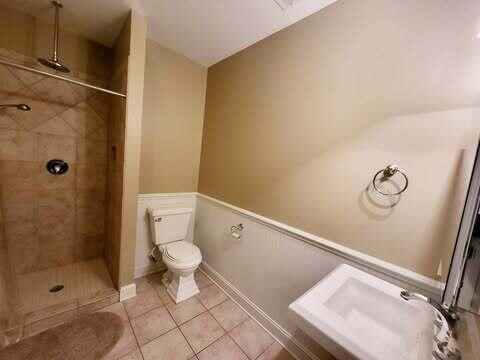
left=52, top=1, right=60, bottom=63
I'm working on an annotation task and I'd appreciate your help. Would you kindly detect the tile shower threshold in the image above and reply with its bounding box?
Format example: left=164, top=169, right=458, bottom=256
left=1, top=288, right=120, bottom=347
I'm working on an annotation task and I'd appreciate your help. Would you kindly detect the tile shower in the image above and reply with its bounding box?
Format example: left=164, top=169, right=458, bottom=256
left=0, top=49, right=119, bottom=345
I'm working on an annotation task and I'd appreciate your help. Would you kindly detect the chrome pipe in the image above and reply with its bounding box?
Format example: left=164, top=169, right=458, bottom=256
left=52, top=1, right=61, bottom=62
left=0, top=59, right=126, bottom=98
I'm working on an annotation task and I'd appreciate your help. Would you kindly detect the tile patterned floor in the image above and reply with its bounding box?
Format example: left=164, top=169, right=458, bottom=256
left=117, top=271, right=295, bottom=360
left=1, top=270, right=296, bottom=359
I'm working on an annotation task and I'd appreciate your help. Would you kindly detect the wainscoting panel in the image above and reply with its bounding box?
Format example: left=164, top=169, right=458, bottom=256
left=195, top=193, right=444, bottom=359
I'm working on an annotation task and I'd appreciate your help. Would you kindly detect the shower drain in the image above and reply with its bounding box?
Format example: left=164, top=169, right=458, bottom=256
left=49, top=285, right=64, bottom=293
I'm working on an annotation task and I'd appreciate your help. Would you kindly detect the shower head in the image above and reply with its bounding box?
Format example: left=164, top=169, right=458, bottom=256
left=0, top=104, right=31, bottom=111
left=38, top=57, right=70, bottom=73
left=38, top=1, right=70, bottom=73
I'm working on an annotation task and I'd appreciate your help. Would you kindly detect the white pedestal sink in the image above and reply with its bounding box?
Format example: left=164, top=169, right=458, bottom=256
left=289, top=265, right=435, bottom=360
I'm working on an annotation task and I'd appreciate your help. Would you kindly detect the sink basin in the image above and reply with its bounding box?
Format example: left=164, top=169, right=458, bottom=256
left=288, top=264, right=435, bottom=360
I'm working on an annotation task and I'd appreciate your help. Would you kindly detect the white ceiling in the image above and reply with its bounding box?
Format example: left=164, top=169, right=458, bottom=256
left=0, top=0, right=338, bottom=67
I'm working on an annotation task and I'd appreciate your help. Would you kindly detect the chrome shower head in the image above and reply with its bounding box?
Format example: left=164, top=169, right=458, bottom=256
left=38, top=57, right=70, bottom=73
left=38, top=1, right=70, bottom=73
left=0, top=103, right=31, bottom=111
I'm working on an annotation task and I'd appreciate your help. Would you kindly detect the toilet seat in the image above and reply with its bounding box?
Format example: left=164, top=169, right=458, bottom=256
left=162, top=241, right=202, bottom=270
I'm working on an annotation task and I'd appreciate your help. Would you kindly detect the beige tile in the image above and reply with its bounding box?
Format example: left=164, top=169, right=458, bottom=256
left=166, top=296, right=206, bottom=325
left=2, top=87, right=56, bottom=130
left=0, top=64, right=24, bottom=94
left=195, top=271, right=213, bottom=289
left=31, top=116, right=78, bottom=137
left=0, top=160, right=39, bottom=193
left=135, top=276, right=154, bottom=294
left=86, top=92, right=110, bottom=121
left=122, top=288, right=163, bottom=319
left=38, top=235, right=75, bottom=270
left=76, top=163, right=106, bottom=191
left=37, top=163, right=75, bottom=191
left=87, top=126, right=107, bottom=141
left=37, top=133, right=76, bottom=163
left=141, top=328, right=194, bottom=360
left=23, top=309, right=77, bottom=338
left=256, top=343, right=295, bottom=360
left=24, top=299, right=78, bottom=325
left=196, top=285, right=228, bottom=309
left=131, top=306, right=176, bottom=345
left=197, top=335, right=248, bottom=360
left=0, top=113, right=20, bottom=130
left=103, top=322, right=138, bottom=360
left=156, top=285, right=175, bottom=305
left=209, top=300, right=249, bottom=331
left=77, top=139, right=107, bottom=164
left=5, top=221, right=39, bottom=274
left=8, top=66, right=45, bottom=86
left=0, top=129, right=36, bottom=161
left=74, top=233, right=104, bottom=261
left=229, top=319, right=274, bottom=360
left=119, top=348, right=144, bottom=360
left=76, top=204, right=105, bottom=236
left=31, top=77, right=82, bottom=114
left=180, top=312, right=225, bottom=353
left=61, top=101, right=105, bottom=136
left=38, top=190, right=75, bottom=219
left=147, top=272, right=167, bottom=289
left=78, top=292, right=119, bottom=317
left=76, top=190, right=105, bottom=209
left=97, top=302, right=129, bottom=323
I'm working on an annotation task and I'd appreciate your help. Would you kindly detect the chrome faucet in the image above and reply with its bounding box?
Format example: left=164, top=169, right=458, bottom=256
left=400, top=291, right=457, bottom=328
left=400, top=291, right=461, bottom=360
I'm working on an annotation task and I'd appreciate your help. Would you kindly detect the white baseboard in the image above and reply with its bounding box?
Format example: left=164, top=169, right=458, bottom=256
left=134, top=263, right=166, bottom=279
left=119, top=283, right=137, bottom=301
left=200, top=261, right=321, bottom=360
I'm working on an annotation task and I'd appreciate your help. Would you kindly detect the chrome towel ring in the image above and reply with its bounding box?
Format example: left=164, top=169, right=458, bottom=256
left=372, top=164, right=409, bottom=196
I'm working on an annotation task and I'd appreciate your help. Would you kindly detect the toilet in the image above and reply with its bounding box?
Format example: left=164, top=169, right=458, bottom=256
left=147, top=206, right=202, bottom=303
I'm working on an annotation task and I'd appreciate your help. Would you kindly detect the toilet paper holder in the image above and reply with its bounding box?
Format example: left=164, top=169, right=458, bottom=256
left=230, top=224, right=244, bottom=240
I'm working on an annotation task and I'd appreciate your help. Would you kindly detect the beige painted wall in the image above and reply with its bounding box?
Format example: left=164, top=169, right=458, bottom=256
left=140, top=40, right=207, bottom=193
left=0, top=5, right=112, bottom=79
left=118, top=11, right=147, bottom=287
left=199, top=0, right=480, bottom=279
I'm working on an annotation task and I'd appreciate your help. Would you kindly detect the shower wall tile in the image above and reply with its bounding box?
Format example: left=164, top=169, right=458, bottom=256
left=77, top=139, right=107, bottom=164
left=5, top=221, right=39, bottom=274
left=30, top=78, right=82, bottom=114
left=37, top=133, right=76, bottom=163
left=0, top=114, right=20, bottom=130
left=2, top=87, right=56, bottom=130
left=38, top=163, right=76, bottom=191
left=0, top=65, right=23, bottom=94
left=31, top=116, right=78, bottom=137
left=61, top=101, right=105, bottom=137
left=0, top=129, right=36, bottom=161
left=74, top=233, right=104, bottom=261
left=76, top=164, right=106, bottom=191
left=0, top=51, right=111, bottom=275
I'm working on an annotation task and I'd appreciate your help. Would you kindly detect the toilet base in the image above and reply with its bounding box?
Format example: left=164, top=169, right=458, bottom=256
left=163, top=270, right=200, bottom=303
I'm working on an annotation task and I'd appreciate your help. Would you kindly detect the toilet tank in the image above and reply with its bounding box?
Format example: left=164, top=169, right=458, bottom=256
left=147, top=207, right=193, bottom=245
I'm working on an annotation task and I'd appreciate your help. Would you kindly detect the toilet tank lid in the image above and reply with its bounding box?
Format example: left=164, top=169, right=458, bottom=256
left=148, top=207, right=193, bottom=217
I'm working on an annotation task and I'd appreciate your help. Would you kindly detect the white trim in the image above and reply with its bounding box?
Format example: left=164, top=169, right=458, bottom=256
left=119, top=283, right=137, bottom=301
left=200, top=261, right=316, bottom=360
left=137, top=192, right=198, bottom=200
left=197, top=193, right=445, bottom=297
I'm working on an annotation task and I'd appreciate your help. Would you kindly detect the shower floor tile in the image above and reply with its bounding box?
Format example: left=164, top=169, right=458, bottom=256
left=16, top=257, right=114, bottom=314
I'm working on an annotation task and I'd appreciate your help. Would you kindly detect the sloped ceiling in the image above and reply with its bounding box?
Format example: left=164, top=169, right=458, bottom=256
left=0, top=0, right=338, bottom=66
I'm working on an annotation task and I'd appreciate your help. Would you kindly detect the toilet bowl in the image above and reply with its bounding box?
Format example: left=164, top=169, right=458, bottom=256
left=148, top=207, right=202, bottom=303
left=159, top=240, right=202, bottom=303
